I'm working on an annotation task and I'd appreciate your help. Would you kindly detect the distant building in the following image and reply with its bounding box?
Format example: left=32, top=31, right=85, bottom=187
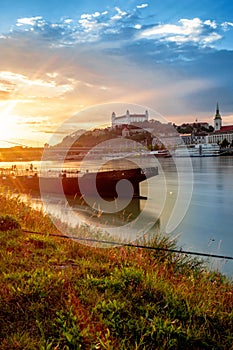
left=111, top=110, right=149, bottom=127
left=207, top=129, right=233, bottom=144
left=180, top=132, right=209, bottom=145
left=207, top=103, right=233, bottom=144
left=122, top=127, right=130, bottom=138
left=193, top=131, right=208, bottom=144
left=180, top=133, right=193, bottom=145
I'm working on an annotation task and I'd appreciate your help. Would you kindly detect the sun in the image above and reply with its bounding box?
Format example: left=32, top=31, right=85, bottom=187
left=0, top=101, right=21, bottom=146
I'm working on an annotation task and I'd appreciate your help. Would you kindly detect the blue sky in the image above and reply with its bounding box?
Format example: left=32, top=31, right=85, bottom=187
left=0, top=0, right=233, bottom=146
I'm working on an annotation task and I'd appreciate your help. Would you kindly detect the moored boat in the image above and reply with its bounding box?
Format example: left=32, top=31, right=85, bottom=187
left=0, top=166, right=158, bottom=199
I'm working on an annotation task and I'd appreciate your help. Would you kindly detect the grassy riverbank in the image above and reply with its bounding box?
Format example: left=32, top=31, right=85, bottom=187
left=0, top=192, right=232, bottom=349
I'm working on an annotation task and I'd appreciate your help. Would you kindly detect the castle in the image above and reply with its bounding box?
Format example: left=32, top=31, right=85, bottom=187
left=111, top=110, right=149, bottom=127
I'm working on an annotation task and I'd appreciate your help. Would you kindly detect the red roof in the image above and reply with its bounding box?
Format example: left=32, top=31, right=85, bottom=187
left=220, top=125, right=233, bottom=132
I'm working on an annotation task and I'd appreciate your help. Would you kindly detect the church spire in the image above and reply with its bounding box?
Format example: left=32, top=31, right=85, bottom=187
left=214, top=102, right=222, bottom=131
left=215, top=102, right=221, bottom=118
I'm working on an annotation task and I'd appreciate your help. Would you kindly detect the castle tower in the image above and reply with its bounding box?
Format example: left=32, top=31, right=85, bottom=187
left=126, top=110, right=130, bottom=124
left=111, top=112, right=116, bottom=128
left=214, top=102, right=222, bottom=131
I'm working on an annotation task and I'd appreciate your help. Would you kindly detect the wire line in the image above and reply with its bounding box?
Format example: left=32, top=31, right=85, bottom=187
left=22, top=229, right=233, bottom=260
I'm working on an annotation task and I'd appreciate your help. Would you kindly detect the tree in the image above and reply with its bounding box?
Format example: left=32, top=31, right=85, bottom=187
left=221, top=138, right=230, bottom=149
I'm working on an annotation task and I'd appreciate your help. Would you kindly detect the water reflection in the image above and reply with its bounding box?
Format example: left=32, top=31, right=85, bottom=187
left=25, top=192, right=161, bottom=244
left=1, top=156, right=233, bottom=277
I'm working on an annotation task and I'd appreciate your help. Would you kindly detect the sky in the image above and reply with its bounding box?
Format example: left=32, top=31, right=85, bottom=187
left=0, top=0, right=233, bottom=147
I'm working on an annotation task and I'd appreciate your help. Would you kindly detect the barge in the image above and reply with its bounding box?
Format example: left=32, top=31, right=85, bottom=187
left=0, top=166, right=158, bottom=199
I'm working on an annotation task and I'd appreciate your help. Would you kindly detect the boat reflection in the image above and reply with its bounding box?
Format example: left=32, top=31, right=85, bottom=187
left=26, top=192, right=161, bottom=245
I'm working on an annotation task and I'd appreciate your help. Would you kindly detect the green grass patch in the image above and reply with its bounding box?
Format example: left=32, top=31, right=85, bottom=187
left=0, top=192, right=232, bottom=349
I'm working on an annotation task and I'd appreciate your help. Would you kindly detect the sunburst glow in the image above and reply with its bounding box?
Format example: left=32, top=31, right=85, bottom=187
left=0, top=102, right=19, bottom=146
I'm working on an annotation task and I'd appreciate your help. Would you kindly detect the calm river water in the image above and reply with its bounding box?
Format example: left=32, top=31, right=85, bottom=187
left=171, top=156, right=233, bottom=277
left=1, top=156, right=232, bottom=277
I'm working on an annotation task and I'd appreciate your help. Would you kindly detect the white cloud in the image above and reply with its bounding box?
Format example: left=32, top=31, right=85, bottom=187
left=204, top=20, right=217, bottom=29
left=92, top=12, right=101, bottom=18
left=111, top=7, right=127, bottom=20
left=64, top=18, right=73, bottom=24
left=140, top=18, right=202, bottom=37
left=78, top=11, right=108, bottom=35
left=16, top=16, right=42, bottom=26
left=80, top=11, right=100, bottom=20
left=80, top=13, right=93, bottom=20
left=221, top=21, right=233, bottom=31
left=78, top=18, right=107, bottom=34
left=138, top=18, right=222, bottom=46
left=202, top=32, right=222, bottom=44
left=136, top=4, right=148, bottom=9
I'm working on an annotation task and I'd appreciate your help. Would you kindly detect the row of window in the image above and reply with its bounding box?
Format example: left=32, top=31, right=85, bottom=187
left=208, top=134, right=233, bottom=143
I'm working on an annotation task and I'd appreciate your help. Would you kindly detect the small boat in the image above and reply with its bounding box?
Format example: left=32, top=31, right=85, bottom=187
left=149, top=150, right=171, bottom=158
left=174, top=144, right=220, bottom=157
left=0, top=166, right=158, bottom=199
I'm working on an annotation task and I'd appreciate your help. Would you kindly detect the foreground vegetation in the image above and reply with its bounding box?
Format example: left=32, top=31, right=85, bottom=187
left=0, top=192, right=232, bottom=349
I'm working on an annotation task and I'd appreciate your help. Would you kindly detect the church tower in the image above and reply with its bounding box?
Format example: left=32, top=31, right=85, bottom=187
left=214, top=102, right=222, bottom=131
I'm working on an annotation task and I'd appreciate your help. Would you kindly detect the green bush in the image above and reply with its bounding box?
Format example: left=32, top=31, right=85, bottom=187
left=0, top=215, right=21, bottom=232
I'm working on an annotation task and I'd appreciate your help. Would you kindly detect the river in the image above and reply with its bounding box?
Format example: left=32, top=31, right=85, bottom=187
left=169, top=156, right=233, bottom=277
left=0, top=156, right=232, bottom=277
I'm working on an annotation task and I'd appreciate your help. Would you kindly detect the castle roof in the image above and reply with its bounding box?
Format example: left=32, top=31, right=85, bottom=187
left=115, top=113, right=147, bottom=119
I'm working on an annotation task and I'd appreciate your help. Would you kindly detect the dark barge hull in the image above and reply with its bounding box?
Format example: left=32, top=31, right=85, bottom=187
left=0, top=167, right=158, bottom=199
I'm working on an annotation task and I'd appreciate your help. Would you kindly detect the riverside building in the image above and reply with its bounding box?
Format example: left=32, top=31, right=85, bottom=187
left=207, top=103, right=233, bottom=144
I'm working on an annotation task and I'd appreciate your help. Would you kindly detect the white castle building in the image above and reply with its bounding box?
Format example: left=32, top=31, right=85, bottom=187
left=111, top=110, right=149, bottom=127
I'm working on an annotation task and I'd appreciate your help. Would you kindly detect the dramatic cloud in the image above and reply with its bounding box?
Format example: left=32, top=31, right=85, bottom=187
left=3, top=9, right=227, bottom=54
left=0, top=2, right=232, bottom=146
